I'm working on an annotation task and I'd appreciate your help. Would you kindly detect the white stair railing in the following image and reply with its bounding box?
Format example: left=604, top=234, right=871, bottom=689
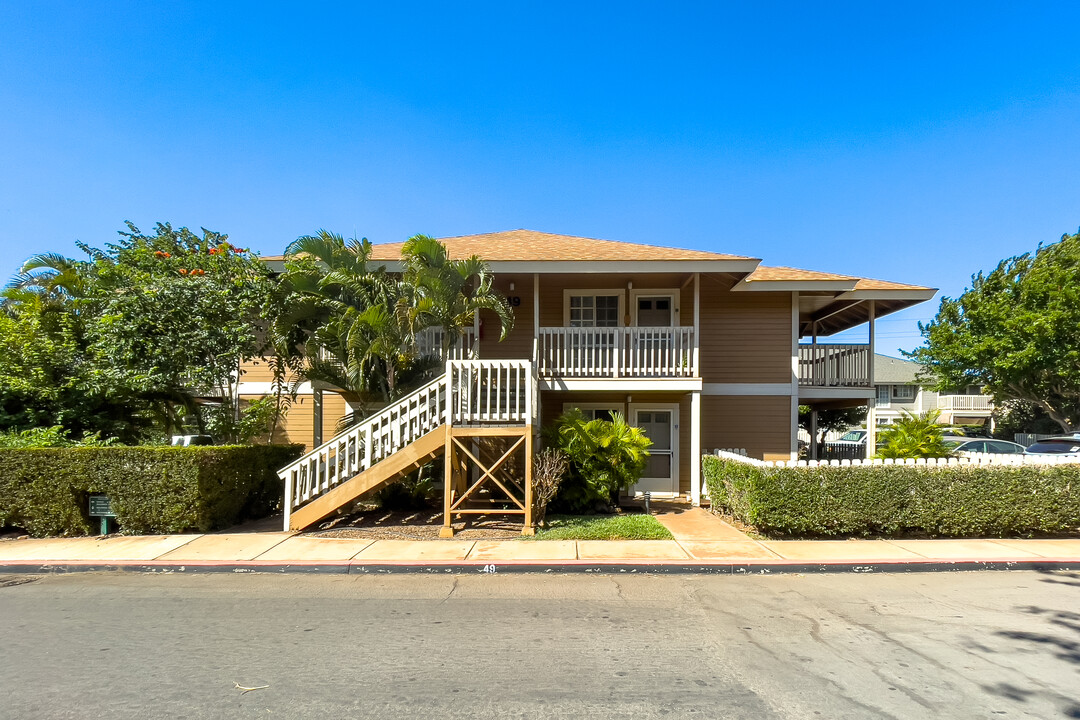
left=280, top=359, right=533, bottom=530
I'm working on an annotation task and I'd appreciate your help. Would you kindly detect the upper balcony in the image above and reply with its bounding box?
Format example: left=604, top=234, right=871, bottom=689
left=938, top=395, right=993, bottom=412
left=537, top=326, right=696, bottom=379
left=798, top=343, right=871, bottom=388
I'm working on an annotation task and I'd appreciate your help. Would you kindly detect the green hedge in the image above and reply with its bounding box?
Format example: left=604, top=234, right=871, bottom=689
left=0, top=445, right=303, bottom=537
left=702, top=455, right=1080, bottom=537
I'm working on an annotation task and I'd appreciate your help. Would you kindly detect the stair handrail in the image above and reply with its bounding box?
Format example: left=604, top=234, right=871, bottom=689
left=280, top=358, right=535, bottom=530
left=280, top=371, right=450, bottom=529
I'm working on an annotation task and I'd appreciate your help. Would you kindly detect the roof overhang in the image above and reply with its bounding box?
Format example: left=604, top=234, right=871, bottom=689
left=732, top=279, right=858, bottom=292
left=371, top=259, right=762, bottom=274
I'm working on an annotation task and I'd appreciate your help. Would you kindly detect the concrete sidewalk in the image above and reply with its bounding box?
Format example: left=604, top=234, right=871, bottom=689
left=2, top=529, right=1079, bottom=574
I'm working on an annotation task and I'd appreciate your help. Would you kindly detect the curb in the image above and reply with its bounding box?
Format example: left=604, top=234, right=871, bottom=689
left=2, top=558, right=1078, bottom=575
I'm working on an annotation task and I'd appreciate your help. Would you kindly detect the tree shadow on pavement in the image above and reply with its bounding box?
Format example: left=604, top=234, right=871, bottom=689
left=982, top=571, right=1080, bottom=717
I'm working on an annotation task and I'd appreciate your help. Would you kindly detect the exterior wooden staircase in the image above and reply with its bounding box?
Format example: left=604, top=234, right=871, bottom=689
left=279, top=360, right=534, bottom=532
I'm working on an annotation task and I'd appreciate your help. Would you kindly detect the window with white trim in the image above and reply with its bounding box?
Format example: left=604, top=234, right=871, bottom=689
left=568, top=294, right=620, bottom=327
left=876, top=385, right=890, bottom=405
left=892, top=384, right=916, bottom=401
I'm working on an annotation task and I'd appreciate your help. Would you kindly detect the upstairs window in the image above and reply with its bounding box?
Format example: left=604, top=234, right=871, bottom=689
left=892, top=384, right=916, bottom=401
left=568, top=294, right=620, bottom=327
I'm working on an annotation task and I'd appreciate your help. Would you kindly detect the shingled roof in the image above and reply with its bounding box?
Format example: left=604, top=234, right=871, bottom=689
left=365, top=229, right=756, bottom=263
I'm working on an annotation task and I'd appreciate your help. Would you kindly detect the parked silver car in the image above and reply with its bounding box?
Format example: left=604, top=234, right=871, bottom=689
left=942, top=437, right=1026, bottom=456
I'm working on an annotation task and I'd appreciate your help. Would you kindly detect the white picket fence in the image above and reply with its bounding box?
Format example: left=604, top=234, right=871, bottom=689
left=708, top=448, right=1080, bottom=469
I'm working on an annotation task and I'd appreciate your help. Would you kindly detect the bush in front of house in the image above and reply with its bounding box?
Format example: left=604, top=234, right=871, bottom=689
left=0, top=444, right=303, bottom=537
left=545, top=409, right=651, bottom=513
left=702, top=455, right=1080, bottom=537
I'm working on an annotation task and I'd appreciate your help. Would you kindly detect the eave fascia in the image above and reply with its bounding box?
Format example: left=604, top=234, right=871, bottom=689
left=730, top=279, right=858, bottom=292
left=832, top=289, right=938, bottom=302
left=372, top=259, right=762, bottom=274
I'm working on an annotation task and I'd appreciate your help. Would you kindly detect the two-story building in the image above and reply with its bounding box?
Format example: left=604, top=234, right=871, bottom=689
left=245, top=230, right=935, bottom=521
left=873, top=354, right=994, bottom=428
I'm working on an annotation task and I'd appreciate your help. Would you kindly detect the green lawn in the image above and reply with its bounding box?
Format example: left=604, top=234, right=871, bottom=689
left=531, top=513, right=674, bottom=541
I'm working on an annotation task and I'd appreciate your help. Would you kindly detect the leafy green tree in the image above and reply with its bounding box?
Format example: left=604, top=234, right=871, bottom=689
left=2, top=222, right=278, bottom=440
left=910, top=230, right=1080, bottom=432
left=876, top=410, right=951, bottom=459
left=279, top=231, right=424, bottom=403
left=279, top=231, right=515, bottom=406
left=402, top=234, right=514, bottom=355
left=547, top=409, right=652, bottom=511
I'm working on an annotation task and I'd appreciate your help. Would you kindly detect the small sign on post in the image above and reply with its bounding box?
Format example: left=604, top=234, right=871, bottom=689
left=89, top=494, right=116, bottom=535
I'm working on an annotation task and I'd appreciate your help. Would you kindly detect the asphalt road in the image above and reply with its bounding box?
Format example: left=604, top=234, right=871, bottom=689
left=1, top=570, right=1078, bottom=719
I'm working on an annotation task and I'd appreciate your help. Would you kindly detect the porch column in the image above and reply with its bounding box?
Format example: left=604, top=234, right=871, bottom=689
left=810, top=409, right=819, bottom=461
left=312, top=388, right=323, bottom=447
left=532, top=273, right=540, bottom=365
left=690, top=391, right=702, bottom=506
left=865, top=399, right=877, bottom=460
left=692, top=272, right=700, bottom=376
left=791, top=291, right=800, bottom=462
left=867, top=300, right=876, bottom=385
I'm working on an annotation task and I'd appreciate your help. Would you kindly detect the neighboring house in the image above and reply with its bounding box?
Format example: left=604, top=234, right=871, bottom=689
left=242, top=230, right=935, bottom=527
left=873, top=354, right=994, bottom=428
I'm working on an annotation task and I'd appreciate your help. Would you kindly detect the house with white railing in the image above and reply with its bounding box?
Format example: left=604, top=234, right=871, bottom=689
left=872, top=353, right=995, bottom=428
left=241, top=230, right=936, bottom=532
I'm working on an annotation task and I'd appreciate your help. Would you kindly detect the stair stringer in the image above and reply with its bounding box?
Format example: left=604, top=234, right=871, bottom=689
left=288, top=425, right=447, bottom=531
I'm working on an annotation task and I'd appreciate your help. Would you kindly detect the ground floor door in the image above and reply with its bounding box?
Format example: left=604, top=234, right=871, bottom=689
left=629, top=403, right=679, bottom=497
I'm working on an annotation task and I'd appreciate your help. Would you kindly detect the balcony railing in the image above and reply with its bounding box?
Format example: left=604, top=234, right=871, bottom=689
left=798, top=343, right=871, bottom=387
left=537, top=326, right=695, bottom=379
left=938, top=395, right=993, bottom=411
left=416, top=327, right=477, bottom=360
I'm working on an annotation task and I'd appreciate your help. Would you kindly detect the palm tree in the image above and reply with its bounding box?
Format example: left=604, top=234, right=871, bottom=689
left=876, top=410, right=952, bottom=459
left=402, top=234, right=514, bottom=357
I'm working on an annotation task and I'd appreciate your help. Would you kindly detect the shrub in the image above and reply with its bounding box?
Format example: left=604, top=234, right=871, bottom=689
left=702, top=455, right=1080, bottom=537
left=532, top=448, right=569, bottom=526
left=546, top=409, right=651, bottom=512
left=876, top=410, right=951, bottom=459
left=0, top=444, right=302, bottom=537
left=0, top=426, right=117, bottom=449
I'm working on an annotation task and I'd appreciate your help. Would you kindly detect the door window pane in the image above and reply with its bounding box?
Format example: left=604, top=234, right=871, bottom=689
left=644, top=453, right=671, bottom=479
left=637, top=296, right=673, bottom=326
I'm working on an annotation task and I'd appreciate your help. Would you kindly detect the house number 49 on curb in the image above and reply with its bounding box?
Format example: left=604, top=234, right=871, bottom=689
left=480, top=564, right=497, bottom=574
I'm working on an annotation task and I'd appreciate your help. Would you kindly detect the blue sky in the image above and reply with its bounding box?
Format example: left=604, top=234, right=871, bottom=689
left=2, top=1, right=1078, bottom=353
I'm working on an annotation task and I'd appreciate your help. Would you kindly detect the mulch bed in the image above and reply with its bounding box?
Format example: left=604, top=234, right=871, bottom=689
left=305, top=507, right=525, bottom=540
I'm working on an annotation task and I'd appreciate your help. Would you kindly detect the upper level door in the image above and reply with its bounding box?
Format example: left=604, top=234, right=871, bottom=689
left=634, top=295, right=675, bottom=327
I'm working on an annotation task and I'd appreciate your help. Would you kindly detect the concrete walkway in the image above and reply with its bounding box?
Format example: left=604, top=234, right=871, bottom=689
left=2, top=531, right=1079, bottom=573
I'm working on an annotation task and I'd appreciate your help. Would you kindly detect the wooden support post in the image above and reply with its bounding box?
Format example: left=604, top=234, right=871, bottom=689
left=440, top=426, right=455, bottom=538
left=522, top=424, right=535, bottom=535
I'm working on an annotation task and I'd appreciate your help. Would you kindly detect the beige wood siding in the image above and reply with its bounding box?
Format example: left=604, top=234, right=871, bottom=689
left=478, top=273, right=534, bottom=360
left=700, top=395, right=792, bottom=461
left=537, top=273, right=694, bottom=328
left=244, top=391, right=352, bottom=451
left=699, top=277, right=791, bottom=384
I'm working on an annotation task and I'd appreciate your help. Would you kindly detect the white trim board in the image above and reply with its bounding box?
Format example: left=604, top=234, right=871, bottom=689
left=798, top=387, right=876, bottom=400
left=540, top=378, right=703, bottom=392
left=702, top=383, right=793, bottom=396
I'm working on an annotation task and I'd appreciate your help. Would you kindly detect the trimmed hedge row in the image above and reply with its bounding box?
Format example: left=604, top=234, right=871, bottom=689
left=0, top=445, right=303, bottom=537
left=703, top=455, right=1080, bottom=537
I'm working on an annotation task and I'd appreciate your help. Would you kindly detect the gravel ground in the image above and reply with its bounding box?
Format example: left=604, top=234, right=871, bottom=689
left=306, top=508, right=525, bottom=540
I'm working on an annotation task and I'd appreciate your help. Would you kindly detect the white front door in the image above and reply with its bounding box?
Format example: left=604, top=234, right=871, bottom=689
left=630, top=404, right=679, bottom=497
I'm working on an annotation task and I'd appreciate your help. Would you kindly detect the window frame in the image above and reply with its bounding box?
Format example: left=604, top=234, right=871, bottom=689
left=563, top=289, right=625, bottom=328
left=892, top=384, right=917, bottom=401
